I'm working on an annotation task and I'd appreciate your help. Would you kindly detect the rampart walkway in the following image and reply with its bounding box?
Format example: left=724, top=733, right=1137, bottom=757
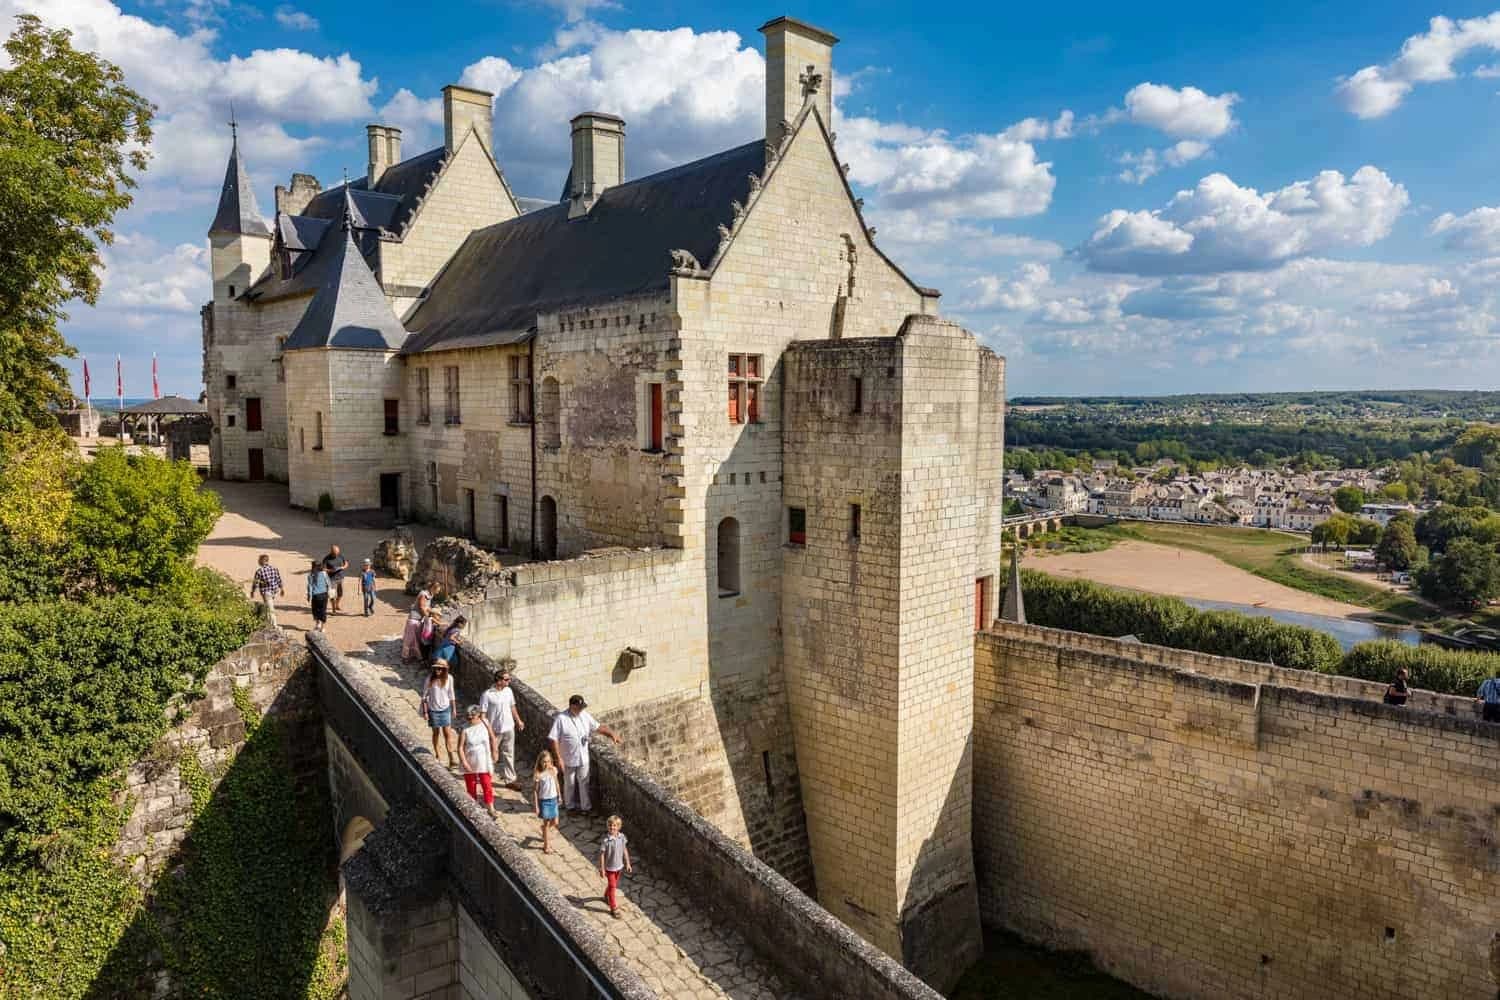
left=344, top=636, right=795, bottom=1000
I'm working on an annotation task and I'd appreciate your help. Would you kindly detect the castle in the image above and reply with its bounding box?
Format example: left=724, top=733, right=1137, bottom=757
left=203, top=15, right=1002, bottom=987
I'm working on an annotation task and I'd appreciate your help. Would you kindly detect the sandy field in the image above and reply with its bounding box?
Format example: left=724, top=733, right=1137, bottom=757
left=195, top=480, right=441, bottom=651
left=1032, top=539, right=1372, bottom=619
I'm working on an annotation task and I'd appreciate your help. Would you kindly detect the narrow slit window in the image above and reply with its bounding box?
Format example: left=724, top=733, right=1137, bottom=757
left=383, top=399, right=399, bottom=435
left=788, top=507, right=806, bottom=546
left=849, top=503, right=861, bottom=540
left=851, top=376, right=863, bottom=414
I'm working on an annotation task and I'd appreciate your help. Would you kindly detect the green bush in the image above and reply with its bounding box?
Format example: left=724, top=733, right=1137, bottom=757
left=1340, top=641, right=1499, bottom=696
left=1020, top=570, right=1343, bottom=672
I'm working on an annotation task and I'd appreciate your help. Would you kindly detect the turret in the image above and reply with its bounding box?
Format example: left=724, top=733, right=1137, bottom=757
left=207, top=119, right=272, bottom=304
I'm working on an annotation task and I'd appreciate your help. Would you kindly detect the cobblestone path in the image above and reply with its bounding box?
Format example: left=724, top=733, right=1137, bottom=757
left=346, top=636, right=798, bottom=1000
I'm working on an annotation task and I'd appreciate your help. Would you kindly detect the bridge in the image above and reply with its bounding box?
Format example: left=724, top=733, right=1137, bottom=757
left=312, top=632, right=937, bottom=1000
left=1002, top=508, right=1067, bottom=538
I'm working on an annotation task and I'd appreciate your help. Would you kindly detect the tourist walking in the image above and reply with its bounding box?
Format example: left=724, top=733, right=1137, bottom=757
left=434, top=614, right=467, bottom=668
left=323, top=544, right=350, bottom=614
left=360, top=558, right=377, bottom=617
left=402, top=588, right=432, bottom=662
left=534, top=750, right=560, bottom=854
left=249, top=554, right=283, bottom=630
left=480, top=668, right=525, bottom=790
left=422, top=659, right=458, bottom=767
left=419, top=609, right=443, bottom=663
left=460, top=705, right=498, bottom=818
left=547, top=694, right=621, bottom=815
left=1478, top=671, right=1500, bottom=723
left=1383, top=668, right=1411, bottom=706
left=306, top=559, right=331, bottom=631
left=598, top=814, right=633, bottom=919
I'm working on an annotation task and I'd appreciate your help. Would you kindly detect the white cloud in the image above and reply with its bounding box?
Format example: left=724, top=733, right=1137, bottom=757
left=871, top=212, right=1064, bottom=261
left=100, top=235, right=210, bottom=314
left=965, top=263, right=1052, bottom=310
left=1080, top=166, right=1409, bottom=274
left=1337, top=13, right=1500, bottom=118
left=1000, top=110, right=1075, bottom=142
left=1432, top=205, right=1500, bottom=253
left=1124, top=83, right=1239, bottom=139
left=533, top=0, right=621, bottom=26
left=1117, top=139, right=1211, bottom=184
left=273, top=5, right=318, bottom=31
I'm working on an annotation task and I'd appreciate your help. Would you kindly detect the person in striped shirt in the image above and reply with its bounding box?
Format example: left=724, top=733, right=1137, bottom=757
left=1477, top=672, right=1500, bottom=724
left=249, top=554, right=283, bottom=630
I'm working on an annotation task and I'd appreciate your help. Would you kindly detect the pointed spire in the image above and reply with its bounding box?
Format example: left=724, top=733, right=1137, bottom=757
left=209, top=114, right=271, bottom=238
left=1001, top=545, right=1026, bottom=625
left=282, top=218, right=406, bottom=352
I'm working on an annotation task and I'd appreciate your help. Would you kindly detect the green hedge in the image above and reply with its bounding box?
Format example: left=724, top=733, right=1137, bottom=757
left=1020, top=570, right=1499, bottom=696
left=1339, top=641, right=1499, bottom=697
left=1020, top=570, right=1344, bottom=672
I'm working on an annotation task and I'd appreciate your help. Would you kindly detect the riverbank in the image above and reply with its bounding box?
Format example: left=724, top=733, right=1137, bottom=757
left=1033, top=540, right=1377, bottom=620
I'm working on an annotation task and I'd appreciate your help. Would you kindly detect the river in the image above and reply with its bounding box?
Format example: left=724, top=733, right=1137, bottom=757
left=1181, top=597, right=1421, bottom=650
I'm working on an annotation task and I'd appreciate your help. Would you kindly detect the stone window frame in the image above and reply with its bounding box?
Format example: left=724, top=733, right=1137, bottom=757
left=416, top=368, right=431, bottom=424
left=509, top=355, right=532, bottom=424
left=787, top=506, right=806, bottom=546
left=728, top=354, right=763, bottom=425
left=443, top=366, right=461, bottom=426
left=383, top=399, right=400, bottom=436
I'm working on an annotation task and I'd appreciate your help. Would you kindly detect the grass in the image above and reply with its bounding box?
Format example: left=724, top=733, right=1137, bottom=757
left=1021, top=524, right=1139, bottom=555
left=952, top=930, right=1154, bottom=999
left=1056, top=522, right=1442, bottom=625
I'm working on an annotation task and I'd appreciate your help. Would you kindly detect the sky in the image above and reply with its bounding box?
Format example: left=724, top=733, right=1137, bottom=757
left=7, top=1, right=1500, bottom=398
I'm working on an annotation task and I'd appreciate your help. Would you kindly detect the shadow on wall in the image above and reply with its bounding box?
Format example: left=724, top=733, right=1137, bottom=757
left=900, top=733, right=983, bottom=992
left=88, top=675, right=343, bottom=999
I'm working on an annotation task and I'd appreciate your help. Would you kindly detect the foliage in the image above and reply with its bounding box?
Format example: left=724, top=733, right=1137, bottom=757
left=1333, top=486, right=1366, bottom=514
left=0, top=439, right=220, bottom=601
left=1340, top=641, right=1500, bottom=697
left=1026, top=524, right=1138, bottom=554
left=1451, top=424, right=1500, bottom=468
left=1374, top=515, right=1420, bottom=571
left=1417, top=538, right=1500, bottom=610
left=1311, top=516, right=1348, bottom=549
left=1020, top=570, right=1344, bottom=671
left=0, top=15, right=154, bottom=431
left=1414, top=504, right=1500, bottom=555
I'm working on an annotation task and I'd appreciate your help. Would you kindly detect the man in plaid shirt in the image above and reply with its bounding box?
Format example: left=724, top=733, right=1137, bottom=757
left=250, top=554, right=283, bottom=630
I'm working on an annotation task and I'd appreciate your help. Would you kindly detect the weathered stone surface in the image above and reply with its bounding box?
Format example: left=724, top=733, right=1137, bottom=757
left=373, top=527, right=417, bottom=581
left=405, top=535, right=500, bottom=599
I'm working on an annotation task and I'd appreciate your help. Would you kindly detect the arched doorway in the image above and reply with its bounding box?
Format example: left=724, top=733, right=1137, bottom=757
left=539, top=495, right=558, bottom=559
left=717, top=517, right=740, bottom=596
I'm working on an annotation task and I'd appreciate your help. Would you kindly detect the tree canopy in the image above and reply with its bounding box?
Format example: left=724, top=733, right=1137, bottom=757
left=0, top=15, right=153, bottom=431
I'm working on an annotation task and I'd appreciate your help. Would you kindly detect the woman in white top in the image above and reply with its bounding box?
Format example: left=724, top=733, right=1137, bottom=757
left=421, top=659, right=458, bottom=768
left=402, top=588, right=432, bottom=662
left=459, top=705, right=497, bottom=817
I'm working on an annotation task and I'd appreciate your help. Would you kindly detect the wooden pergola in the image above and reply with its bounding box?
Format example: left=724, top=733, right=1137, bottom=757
left=119, top=395, right=207, bottom=445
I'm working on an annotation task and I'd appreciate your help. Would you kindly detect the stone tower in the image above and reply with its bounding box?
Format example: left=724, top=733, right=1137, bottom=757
left=207, top=121, right=272, bottom=305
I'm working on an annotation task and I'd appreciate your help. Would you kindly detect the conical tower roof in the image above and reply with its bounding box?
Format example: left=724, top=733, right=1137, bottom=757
left=283, top=203, right=406, bottom=351
left=208, top=130, right=271, bottom=238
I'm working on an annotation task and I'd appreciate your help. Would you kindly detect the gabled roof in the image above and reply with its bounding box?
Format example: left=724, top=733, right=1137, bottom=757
left=278, top=214, right=331, bottom=252
left=283, top=225, right=407, bottom=352
left=300, top=146, right=448, bottom=236
left=402, top=140, right=764, bottom=354
left=208, top=135, right=271, bottom=238
left=121, top=395, right=208, bottom=416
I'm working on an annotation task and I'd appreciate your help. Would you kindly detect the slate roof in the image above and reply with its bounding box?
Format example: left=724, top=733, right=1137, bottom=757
left=301, top=146, right=447, bottom=236
left=278, top=214, right=331, bottom=252
left=282, top=224, right=408, bottom=352
left=120, top=395, right=208, bottom=415
left=208, top=136, right=271, bottom=238
left=402, top=140, right=764, bottom=354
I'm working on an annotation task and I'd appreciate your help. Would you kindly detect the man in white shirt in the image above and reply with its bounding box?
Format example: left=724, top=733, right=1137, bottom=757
left=479, top=668, right=526, bottom=790
left=547, top=694, right=621, bottom=814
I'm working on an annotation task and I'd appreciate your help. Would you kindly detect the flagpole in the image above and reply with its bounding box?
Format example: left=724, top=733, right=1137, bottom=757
left=83, top=357, right=93, bottom=439
left=116, top=354, right=123, bottom=443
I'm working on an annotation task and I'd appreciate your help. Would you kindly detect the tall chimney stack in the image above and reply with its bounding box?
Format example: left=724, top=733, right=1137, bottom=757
left=442, top=84, right=493, bottom=155
left=760, top=16, right=838, bottom=149
left=568, top=112, right=625, bottom=219
left=366, top=124, right=402, bottom=186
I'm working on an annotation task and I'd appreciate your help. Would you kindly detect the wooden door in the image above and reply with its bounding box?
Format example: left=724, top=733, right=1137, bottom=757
left=247, top=448, right=265, bottom=481
left=975, top=576, right=991, bottom=631
left=245, top=397, right=262, bottom=432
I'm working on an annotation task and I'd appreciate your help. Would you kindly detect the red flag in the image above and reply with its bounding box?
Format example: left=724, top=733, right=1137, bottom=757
left=83, top=358, right=91, bottom=398
left=116, top=355, right=122, bottom=398
left=152, top=354, right=160, bottom=399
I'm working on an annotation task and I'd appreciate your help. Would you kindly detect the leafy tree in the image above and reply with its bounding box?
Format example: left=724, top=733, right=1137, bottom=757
left=1349, top=517, right=1381, bottom=547
left=1374, top=514, right=1420, bottom=570
left=1007, top=449, right=1039, bottom=478
left=0, top=15, right=154, bottom=431
left=1452, top=424, right=1500, bottom=468
left=1379, top=482, right=1409, bottom=501
left=1414, top=504, right=1500, bottom=555
left=1333, top=485, right=1366, bottom=514
left=1418, top=537, right=1500, bottom=610
left=1313, top=515, right=1351, bottom=549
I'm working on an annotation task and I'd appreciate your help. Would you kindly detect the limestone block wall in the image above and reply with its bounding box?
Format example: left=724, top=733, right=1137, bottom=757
left=204, top=286, right=300, bottom=483
left=973, top=624, right=1500, bottom=1000
left=379, top=133, right=518, bottom=316
left=284, top=349, right=405, bottom=511
left=534, top=295, right=676, bottom=554
left=403, top=345, right=533, bottom=548
left=283, top=350, right=333, bottom=509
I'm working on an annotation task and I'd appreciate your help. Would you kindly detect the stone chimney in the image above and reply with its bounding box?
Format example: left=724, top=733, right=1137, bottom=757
left=366, top=124, right=402, bottom=186
left=443, top=84, right=493, bottom=154
left=760, top=16, right=838, bottom=148
left=567, top=112, right=625, bottom=219
left=274, top=173, right=323, bottom=216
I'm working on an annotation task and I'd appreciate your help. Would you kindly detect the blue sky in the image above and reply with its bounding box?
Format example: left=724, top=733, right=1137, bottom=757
left=8, top=0, right=1500, bottom=397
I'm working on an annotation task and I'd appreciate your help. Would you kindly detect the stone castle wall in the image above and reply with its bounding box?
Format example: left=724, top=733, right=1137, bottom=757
left=973, top=623, right=1500, bottom=1000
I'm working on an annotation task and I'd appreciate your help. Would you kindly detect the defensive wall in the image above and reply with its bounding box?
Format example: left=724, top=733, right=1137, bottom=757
left=327, top=631, right=938, bottom=1000
left=974, top=620, right=1500, bottom=1000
